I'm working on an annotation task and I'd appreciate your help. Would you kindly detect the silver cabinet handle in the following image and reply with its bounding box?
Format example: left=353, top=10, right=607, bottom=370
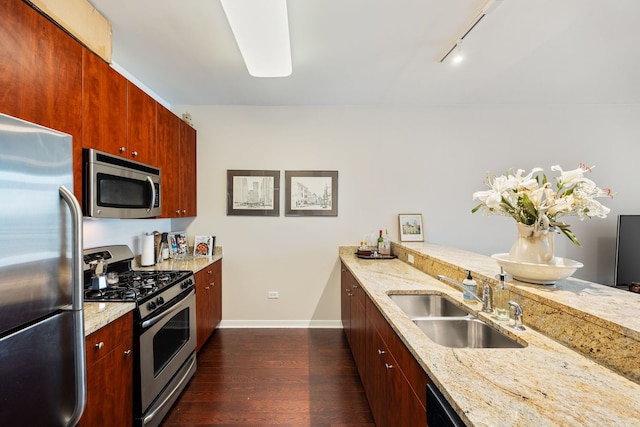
left=119, top=146, right=126, bottom=153
left=378, top=349, right=386, bottom=355
left=385, top=363, right=394, bottom=370
left=124, top=350, right=132, bottom=357
left=95, top=342, right=105, bottom=350
left=131, top=151, right=138, bottom=157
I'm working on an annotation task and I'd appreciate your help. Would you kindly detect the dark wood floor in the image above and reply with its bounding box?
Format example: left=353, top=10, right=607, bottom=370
left=161, top=328, right=375, bottom=426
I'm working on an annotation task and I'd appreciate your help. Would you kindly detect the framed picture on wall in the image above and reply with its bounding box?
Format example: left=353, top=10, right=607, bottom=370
left=226, top=170, right=280, bottom=216
left=285, top=170, right=338, bottom=217
left=398, top=214, right=424, bottom=242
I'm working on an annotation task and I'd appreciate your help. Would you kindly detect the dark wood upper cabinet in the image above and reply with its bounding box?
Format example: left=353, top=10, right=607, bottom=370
left=1, top=0, right=196, bottom=212
left=127, top=82, right=157, bottom=166
left=82, top=48, right=128, bottom=156
left=0, top=0, right=83, bottom=200
left=157, top=104, right=181, bottom=217
left=179, top=121, right=197, bottom=217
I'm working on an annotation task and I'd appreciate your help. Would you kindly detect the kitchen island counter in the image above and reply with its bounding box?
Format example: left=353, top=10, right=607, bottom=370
left=340, top=245, right=640, bottom=427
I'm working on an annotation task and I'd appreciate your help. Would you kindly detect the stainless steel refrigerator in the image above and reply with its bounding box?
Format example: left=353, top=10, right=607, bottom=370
left=0, top=113, right=86, bottom=426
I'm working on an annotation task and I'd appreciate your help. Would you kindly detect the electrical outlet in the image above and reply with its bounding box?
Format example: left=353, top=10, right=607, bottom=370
left=408, top=254, right=415, bottom=264
left=268, top=291, right=279, bottom=299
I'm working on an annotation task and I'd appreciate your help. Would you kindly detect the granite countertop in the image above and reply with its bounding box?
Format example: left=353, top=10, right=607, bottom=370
left=84, top=248, right=223, bottom=335
left=339, top=246, right=640, bottom=427
left=84, top=301, right=135, bottom=336
left=133, top=246, right=223, bottom=274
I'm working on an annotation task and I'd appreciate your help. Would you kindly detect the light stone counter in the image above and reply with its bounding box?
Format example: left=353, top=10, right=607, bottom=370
left=84, top=301, right=135, bottom=336
left=133, top=246, right=223, bottom=274
left=340, top=246, right=640, bottom=427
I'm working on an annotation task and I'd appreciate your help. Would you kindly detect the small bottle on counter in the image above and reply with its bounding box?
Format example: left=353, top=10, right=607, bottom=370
left=377, top=230, right=384, bottom=253
left=494, top=268, right=510, bottom=321
left=462, top=270, right=477, bottom=303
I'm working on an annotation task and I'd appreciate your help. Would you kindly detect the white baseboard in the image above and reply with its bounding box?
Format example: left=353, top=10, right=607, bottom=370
left=219, top=320, right=343, bottom=329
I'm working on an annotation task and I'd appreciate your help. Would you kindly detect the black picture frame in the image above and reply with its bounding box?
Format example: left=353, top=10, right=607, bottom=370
left=285, top=170, right=338, bottom=217
left=227, top=170, right=280, bottom=216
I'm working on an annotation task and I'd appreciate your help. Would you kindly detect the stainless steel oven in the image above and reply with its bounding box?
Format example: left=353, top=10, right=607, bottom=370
left=83, top=245, right=197, bottom=427
left=137, top=289, right=197, bottom=427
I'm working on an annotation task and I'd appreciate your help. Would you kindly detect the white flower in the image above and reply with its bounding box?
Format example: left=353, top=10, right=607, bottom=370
left=472, top=164, right=613, bottom=246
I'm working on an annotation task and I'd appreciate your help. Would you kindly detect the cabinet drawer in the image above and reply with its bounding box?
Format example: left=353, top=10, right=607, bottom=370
left=86, top=312, right=133, bottom=365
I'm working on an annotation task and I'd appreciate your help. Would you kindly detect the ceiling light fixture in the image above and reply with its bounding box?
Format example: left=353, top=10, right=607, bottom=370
left=439, top=0, right=504, bottom=63
left=220, top=0, right=292, bottom=77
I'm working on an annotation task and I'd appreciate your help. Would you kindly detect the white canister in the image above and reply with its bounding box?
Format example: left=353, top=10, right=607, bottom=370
left=141, top=233, right=155, bottom=266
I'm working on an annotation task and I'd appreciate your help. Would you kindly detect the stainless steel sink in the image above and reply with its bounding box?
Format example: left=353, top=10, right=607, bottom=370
left=413, top=318, right=525, bottom=349
left=388, top=293, right=469, bottom=318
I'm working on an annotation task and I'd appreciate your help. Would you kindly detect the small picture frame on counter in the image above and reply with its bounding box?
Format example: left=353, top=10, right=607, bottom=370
left=398, top=214, right=424, bottom=242
left=168, top=231, right=188, bottom=258
left=194, top=235, right=214, bottom=257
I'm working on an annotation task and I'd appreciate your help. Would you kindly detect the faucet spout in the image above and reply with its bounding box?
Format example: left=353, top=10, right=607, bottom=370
left=437, top=275, right=484, bottom=305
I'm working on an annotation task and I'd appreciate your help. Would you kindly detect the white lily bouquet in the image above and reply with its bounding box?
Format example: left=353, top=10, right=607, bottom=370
left=472, top=164, right=613, bottom=246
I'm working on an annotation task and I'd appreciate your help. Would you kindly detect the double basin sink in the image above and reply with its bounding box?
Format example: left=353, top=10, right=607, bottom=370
left=388, top=293, right=525, bottom=349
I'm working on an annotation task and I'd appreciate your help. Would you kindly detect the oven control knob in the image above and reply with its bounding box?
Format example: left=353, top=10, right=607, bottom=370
left=147, top=301, right=157, bottom=310
left=156, top=297, right=164, bottom=305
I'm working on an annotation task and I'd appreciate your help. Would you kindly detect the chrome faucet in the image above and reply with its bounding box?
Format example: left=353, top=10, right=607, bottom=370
left=508, top=301, right=526, bottom=331
left=437, top=275, right=487, bottom=308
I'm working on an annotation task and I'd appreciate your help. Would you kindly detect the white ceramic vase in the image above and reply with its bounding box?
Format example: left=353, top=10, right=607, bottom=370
left=508, top=222, right=555, bottom=265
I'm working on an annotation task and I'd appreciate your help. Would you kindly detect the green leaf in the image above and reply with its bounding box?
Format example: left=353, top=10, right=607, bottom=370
left=559, top=227, right=581, bottom=246
left=471, top=204, right=484, bottom=214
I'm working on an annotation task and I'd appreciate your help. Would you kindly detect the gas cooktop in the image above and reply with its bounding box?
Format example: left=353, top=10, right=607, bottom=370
left=82, top=245, right=194, bottom=318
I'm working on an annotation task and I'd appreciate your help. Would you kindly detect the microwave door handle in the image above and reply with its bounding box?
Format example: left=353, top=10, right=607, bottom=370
left=146, top=176, right=156, bottom=213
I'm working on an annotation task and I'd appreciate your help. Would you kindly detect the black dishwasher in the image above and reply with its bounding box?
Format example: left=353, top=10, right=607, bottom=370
left=426, top=383, right=466, bottom=427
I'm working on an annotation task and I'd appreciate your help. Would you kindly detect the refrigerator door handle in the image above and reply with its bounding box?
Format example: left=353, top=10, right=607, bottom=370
left=59, top=185, right=87, bottom=426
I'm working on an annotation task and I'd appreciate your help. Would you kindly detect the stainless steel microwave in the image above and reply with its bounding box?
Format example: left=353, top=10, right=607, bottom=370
left=83, top=149, right=161, bottom=218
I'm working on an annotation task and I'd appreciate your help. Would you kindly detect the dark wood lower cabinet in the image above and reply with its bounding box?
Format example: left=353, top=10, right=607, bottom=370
left=195, top=259, right=222, bottom=352
left=79, top=312, right=133, bottom=427
left=341, top=263, right=428, bottom=427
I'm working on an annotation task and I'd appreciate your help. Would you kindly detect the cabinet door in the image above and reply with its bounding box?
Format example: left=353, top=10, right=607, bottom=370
left=195, top=261, right=222, bottom=351
left=340, top=263, right=352, bottom=343
left=210, top=259, right=222, bottom=329
left=80, top=312, right=133, bottom=427
left=179, top=121, right=197, bottom=216
left=351, top=285, right=367, bottom=382
left=195, top=268, right=211, bottom=352
left=0, top=0, right=83, bottom=201
left=156, top=104, right=181, bottom=217
left=366, top=321, right=390, bottom=426
left=82, top=49, right=127, bottom=156
left=365, top=296, right=427, bottom=427
left=127, top=82, right=157, bottom=165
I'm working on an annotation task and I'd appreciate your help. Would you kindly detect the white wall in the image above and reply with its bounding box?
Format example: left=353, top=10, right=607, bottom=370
left=176, top=104, right=640, bottom=326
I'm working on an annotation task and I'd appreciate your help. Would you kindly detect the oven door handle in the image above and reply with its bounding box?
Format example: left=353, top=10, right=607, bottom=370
left=141, top=289, right=195, bottom=330
left=146, top=176, right=156, bottom=213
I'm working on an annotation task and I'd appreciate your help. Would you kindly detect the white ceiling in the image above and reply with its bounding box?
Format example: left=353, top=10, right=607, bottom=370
left=88, top=0, right=640, bottom=106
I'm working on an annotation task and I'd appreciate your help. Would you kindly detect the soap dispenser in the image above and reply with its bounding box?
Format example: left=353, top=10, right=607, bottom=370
left=494, top=268, right=510, bottom=321
left=462, top=270, right=477, bottom=303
